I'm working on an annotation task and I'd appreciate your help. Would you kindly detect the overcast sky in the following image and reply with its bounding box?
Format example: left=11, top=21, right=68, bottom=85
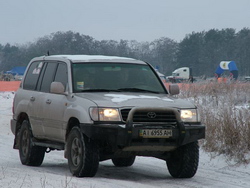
left=1, top=0, right=250, bottom=45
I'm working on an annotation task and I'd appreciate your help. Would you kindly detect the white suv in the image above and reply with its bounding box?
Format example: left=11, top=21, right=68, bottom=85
left=11, top=55, right=205, bottom=178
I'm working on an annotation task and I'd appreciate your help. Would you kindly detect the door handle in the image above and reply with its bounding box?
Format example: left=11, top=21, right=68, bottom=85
left=46, top=99, right=52, bottom=104
left=30, top=96, right=35, bottom=101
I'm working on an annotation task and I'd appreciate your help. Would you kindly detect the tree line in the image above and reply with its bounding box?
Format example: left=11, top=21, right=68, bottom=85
left=1, top=28, right=250, bottom=78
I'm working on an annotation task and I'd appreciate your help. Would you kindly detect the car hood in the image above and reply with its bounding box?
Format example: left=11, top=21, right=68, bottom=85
left=75, top=92, right=196, bottom=109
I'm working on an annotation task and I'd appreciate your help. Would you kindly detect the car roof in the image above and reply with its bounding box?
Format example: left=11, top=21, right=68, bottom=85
left=36, top=55, right=146, bottom=64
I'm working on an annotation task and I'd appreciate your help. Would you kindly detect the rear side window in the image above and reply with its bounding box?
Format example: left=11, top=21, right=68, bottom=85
left=23, top=61, right=44, bottom=90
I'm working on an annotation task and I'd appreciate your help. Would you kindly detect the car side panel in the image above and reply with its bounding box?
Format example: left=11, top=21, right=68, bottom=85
left=41, top=93, right=68, bottom=142
left=14, top=89, right=45, bottom=138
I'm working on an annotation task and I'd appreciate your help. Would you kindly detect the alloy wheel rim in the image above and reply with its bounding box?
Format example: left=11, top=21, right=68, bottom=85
left=21, top=130, right=29, bottom=156
left=71, top=138, right=82, bottom=166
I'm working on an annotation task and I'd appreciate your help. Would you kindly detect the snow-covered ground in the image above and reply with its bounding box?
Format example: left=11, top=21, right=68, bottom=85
left=1, top=92, right=250, bottom=188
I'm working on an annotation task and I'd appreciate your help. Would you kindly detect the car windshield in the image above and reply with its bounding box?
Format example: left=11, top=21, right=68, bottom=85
left=72, top=63, right=167, bottom=94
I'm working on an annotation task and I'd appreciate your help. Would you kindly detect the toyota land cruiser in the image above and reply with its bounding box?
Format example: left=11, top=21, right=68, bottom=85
left=11, top=55, right=205, bottom=178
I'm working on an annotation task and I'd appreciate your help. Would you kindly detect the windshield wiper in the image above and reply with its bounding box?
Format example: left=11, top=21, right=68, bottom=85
left=80, top=88, right=161, bottom=94
left=80, top=89, right=122, bottom=92
left=117, top=88, right=160, bottom=94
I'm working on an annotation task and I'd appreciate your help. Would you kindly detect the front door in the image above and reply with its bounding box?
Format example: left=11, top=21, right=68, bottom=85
left=38, top=62, right=69, bottom=142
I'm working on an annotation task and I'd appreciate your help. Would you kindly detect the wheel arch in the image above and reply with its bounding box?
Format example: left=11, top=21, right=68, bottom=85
left=66, top=117, right=80, bottom=139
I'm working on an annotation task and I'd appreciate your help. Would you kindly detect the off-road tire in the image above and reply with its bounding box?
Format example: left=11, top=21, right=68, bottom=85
left=67, top=127, right=99, bottom=177
left=112, top=156, right=136, bottom=167
left=19, top=120, right=46, bottom=166
left=167, top=141, right=199, bottom=178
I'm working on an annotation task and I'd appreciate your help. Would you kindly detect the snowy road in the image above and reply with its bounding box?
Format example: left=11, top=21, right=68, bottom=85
left=1, top=92, right=250, bottom=188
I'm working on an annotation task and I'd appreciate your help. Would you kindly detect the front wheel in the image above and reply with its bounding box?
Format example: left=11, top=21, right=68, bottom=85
left=166, top=141, right=199, bottom=178
left=19, top=120, right=46, bottom=166
left=67, top=127, right=99, bottom=177
left=112, top=155, right=136, bottom=167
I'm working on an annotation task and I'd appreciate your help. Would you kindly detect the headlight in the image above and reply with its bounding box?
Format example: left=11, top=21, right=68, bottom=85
left=180, top=109, right=200, bottom=122
left=89, top=107, right=121, bottom=121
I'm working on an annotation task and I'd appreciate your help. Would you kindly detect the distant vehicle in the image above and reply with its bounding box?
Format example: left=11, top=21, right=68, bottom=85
left=1, top=73, right=14, bottom=81
left=167, top=67, right=194, bottom=83
left=0, top=73, right=23, bottom=81
left=245, top=76, right=250, bottom=81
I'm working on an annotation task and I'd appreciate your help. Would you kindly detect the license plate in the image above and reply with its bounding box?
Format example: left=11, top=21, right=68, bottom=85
left=139, top=129, right=172, bottom=138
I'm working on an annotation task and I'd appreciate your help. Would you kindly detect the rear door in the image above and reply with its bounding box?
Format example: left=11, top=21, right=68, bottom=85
left=22, top=61, right=46, bottom=138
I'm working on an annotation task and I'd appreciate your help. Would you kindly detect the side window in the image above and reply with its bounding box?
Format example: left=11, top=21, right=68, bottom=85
left=40, top=62, right=58, bottom=92
left=23, top=61, right=44, bottom=90
left=54, top=63, right=68, bottom=89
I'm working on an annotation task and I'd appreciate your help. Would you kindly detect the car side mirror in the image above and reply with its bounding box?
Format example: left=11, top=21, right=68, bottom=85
left=50, top=82, right=65, bottom=94
left=169, top=84, right=180, bottom=95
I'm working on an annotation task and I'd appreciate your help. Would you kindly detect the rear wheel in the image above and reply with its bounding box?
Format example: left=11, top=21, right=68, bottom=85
left=19, top=120, right=46, bottom=166
left=112, top=155, right=136, bottom=167
left=167, top=141, right=199, bottom=178
left=67, top=127, right=99, bottom=177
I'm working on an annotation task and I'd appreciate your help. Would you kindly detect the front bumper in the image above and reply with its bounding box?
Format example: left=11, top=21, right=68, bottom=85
left=80, top=122, right=205, bottom=151
left=81, top=106, right=205, bottom=152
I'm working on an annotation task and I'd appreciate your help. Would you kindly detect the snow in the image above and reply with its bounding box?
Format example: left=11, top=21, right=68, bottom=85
left=105, top=94, right=173, bottom=103
left=45, top=55, right=137, bottom=61
left=1, top=92, right=250, bottom=188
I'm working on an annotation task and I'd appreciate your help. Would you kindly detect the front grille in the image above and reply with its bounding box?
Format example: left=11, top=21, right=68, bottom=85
left=120, top=108, right=177, bottom=123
